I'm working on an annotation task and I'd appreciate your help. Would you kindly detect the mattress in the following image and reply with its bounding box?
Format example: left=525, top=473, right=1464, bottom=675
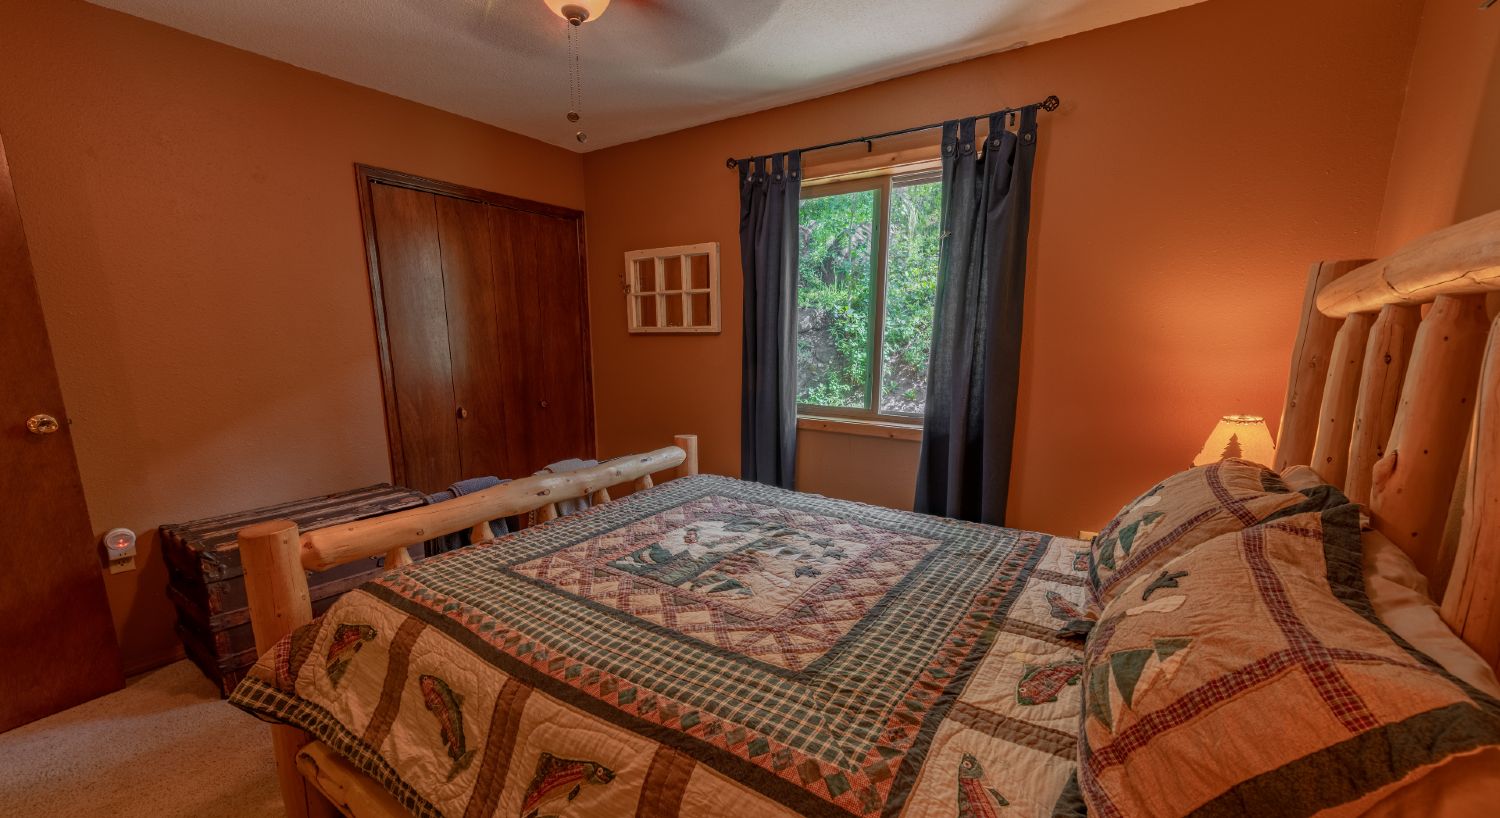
left=230, top=475, right=1088, bottom=817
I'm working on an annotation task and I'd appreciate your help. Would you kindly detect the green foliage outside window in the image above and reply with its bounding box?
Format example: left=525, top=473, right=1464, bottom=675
left=881, top=180, right=941, bottom=413
left=796, top=175, right=941, bottom=416
left=796, top=189, right=875, bottom=408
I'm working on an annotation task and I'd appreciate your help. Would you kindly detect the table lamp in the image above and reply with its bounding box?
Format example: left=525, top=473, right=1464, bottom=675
left=1193, top=414, right=1276, bottom=467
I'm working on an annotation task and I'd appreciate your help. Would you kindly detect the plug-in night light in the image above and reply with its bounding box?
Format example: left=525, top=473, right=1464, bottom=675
left=104, top=527, right=137, bottom=558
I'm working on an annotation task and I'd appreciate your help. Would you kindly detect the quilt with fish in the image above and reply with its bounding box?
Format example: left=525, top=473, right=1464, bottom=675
left=230, top=475, right=1087, bottom=818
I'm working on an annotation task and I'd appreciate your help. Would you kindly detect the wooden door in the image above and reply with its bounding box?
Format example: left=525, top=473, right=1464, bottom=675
left=359, top=166, right=594, bottom=491
left=0, top=132, right=124, bottom=732
left=490, top=206, right=593, bottom=473
left=367, top=182, right=461, bottom=494
left=436, top=195, right=516, bottom=481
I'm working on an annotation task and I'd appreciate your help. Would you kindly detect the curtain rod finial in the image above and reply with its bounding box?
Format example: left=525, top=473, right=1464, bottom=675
left=726, top=157, right=739, bottom=170
left=1042, top=95, right=1061, bottom=112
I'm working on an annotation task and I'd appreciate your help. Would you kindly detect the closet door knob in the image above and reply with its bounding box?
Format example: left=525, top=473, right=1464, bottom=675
left=456, top=406, right=470, bottom=420
left=26, top=414, right=60, bottom=435
left=539, top=400, right=549, bottom=409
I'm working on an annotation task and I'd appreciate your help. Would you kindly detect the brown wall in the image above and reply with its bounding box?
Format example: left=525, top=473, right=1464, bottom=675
left=582, top=0, right=1422, bottom=537
left=0, top=0, right=586, bottom=672
left=1377, top=0, right=1500, bottom=253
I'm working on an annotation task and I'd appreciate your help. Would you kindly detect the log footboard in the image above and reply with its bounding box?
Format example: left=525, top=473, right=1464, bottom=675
left=238, top=434, right=699, bottom=817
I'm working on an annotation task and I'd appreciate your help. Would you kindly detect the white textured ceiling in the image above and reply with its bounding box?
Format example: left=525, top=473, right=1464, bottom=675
left=86, top=0, right=1203, bottom=151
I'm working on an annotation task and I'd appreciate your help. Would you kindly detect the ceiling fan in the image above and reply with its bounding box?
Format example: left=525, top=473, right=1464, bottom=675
left=542, top=0, right=755, bottom=144
left=408, top=0, right=785, bottom=144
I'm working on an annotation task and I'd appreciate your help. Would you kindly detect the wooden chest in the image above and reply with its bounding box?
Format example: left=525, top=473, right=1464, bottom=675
left=161, top=483, right=426, bottom=696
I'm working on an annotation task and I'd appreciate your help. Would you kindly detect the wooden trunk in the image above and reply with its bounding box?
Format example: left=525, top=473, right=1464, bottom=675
left=161, top=484, right=426, bottom=695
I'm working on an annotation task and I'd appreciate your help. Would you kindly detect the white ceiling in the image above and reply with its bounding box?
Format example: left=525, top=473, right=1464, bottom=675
left=86, top=0, right=1203, bottom=152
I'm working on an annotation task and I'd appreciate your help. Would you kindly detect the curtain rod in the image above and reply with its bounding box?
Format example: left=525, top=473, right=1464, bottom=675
left=724, top=95, right=1059, bottom=170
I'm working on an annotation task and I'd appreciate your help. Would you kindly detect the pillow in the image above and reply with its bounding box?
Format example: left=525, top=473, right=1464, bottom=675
left=1279, top=464, right=1327, bottom=493
left=1363, top=528, right=1500, bottom=698
left=1079, top=503, right=1500, bottom=817
left=1281, top=464, right=1500, bottom=695
left=1087, top=459, right=1334, bottom=615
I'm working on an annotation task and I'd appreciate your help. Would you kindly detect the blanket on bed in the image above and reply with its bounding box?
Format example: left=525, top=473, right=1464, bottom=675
left=230, top=475, right=1087, bottom=818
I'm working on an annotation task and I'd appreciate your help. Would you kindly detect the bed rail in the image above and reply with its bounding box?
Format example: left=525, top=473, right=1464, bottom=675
left=236, top=434, right=699, bottom=818
left=1315, top=210, right=1500, bottom=318
left=1278, top=208, right=1500, bottom=673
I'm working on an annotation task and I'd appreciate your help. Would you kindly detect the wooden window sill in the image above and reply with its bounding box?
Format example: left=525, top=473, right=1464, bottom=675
left=797, top=415, right=923, bottom=442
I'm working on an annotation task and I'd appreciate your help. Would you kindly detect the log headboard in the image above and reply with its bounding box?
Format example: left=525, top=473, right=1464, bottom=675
left=1274, top=208, right=1500, bottom=672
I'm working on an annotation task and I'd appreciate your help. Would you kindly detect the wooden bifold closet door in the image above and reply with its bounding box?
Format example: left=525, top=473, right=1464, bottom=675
left=359, top=166, right=594, bottom=494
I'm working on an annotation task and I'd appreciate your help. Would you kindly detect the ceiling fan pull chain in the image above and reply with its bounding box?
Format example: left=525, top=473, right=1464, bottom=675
left=566, top=23, right=586, bottom=143
left=565, top=24, right=577, bottom=119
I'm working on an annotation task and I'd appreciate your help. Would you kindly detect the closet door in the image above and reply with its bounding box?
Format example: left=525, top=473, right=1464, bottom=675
left=489, top=206, right=593, bottom=473
left=534, top=211, right=593, bottom=467
left=361, top=166, right=594, bottom=491
left=434, top=196, right=514, bottom=481
left=368, top=183, right=460, bottom=494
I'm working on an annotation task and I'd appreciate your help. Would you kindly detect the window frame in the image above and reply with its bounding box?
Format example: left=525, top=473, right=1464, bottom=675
left=623, top=242, right=721, bottom=334
left=795, top=163, right=940, bottom=428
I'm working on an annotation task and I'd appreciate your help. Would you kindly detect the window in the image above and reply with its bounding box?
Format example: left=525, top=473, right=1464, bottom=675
left=796, top=168, right=943, bottom=423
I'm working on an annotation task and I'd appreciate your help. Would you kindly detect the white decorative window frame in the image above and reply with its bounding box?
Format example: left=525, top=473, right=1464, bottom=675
left=624, top=242, right=721, bottom=334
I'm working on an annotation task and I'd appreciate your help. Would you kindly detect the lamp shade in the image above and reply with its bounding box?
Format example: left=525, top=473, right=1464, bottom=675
left=1193, top=414, right=1276, bottom=467
left=544, top=0, right=611, bottom=23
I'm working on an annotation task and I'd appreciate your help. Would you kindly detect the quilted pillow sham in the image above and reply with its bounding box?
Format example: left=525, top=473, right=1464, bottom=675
left=1284, top=465, right=1500, bottom=696
left=1078, top=502, right=1500, bottom=817
left=1086, top=459, right=1332, bottom=615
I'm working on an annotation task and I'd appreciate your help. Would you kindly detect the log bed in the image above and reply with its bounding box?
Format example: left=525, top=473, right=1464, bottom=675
left=238, top=207, right=1500, bottom=818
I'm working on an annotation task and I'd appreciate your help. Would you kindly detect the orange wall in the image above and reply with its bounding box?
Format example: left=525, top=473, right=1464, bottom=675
left=0, top=0, right=585, bottom=672
left=583, top=0, right=1422, bottom=536
left=0, top=0, right=1438, bottom=675
left=1377, top=0, right=1500, bottom=253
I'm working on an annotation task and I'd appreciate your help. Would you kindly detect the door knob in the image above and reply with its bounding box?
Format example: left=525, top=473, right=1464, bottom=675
left=26, top=414, right=60, bottom=435
left=539, top=400, right=549, bottom=409
left=456, top=406, right=470, bottom=420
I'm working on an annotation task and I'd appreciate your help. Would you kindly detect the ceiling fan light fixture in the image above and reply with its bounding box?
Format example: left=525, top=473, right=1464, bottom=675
left=545, top=0, right=610, bottom=25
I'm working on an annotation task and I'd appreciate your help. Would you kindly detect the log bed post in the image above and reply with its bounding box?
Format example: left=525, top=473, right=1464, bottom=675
left=1369, top=294, right=1490, bottom=597
left=1346, top=304, right=1421, bottom=504
left=1442, top=314, right=1500, bottom=668
left=1275, top=260, right=1367, bottom=471
left=674, top=434, right=700, bottom=478
left=238, top=520, right=338, bottom=818
left=1310, top=312, right=1374, bottom=486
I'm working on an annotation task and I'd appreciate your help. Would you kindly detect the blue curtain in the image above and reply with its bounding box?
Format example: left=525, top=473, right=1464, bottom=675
left=914, top=108, right=1038, bottom=524
left=738, top=152, right=801, bottom=488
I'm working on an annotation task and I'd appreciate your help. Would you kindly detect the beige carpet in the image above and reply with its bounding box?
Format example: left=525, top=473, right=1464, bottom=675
left=0, top=661, right=281, bottom=817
